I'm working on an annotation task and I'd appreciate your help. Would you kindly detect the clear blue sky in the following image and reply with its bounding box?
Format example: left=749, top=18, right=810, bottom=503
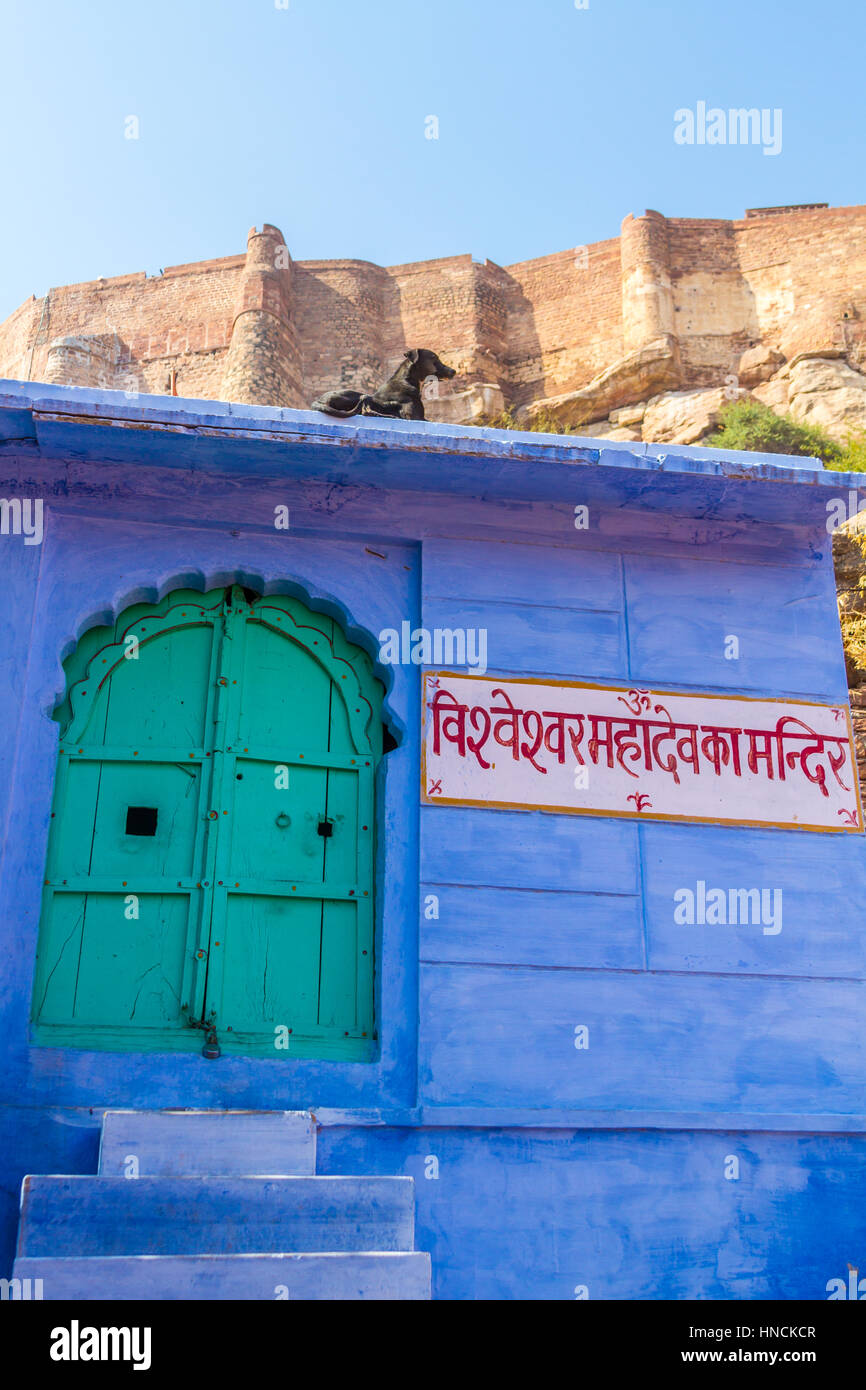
left=1, top=0, right=863, bottom=320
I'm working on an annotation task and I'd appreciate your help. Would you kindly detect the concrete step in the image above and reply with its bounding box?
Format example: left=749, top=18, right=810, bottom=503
left=13, top=1252, right=431, bottom=1300
left=18, top=1175, right=415, bottom=1258
left=98, top=1109, right=315, bottom=1177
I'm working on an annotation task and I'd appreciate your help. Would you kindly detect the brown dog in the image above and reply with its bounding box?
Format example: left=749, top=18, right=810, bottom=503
left=312, top=348, right=456, bottom=421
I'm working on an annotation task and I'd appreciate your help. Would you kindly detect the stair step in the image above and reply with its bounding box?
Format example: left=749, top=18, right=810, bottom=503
left=18, top=1175, right=415, bottom=1257
left=13, top=1253, right=431, bottom=1300
left=99, top=1109, right=315, bottom=1176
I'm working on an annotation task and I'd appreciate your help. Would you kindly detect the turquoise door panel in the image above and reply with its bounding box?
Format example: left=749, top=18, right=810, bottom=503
left=32, top=586, right=383, bottom=1061
left=201, top=592, right=378, bottom=1059
left=228, top=760, right=328, bottom=881
left=235, top=613, right=333, bottom=750
left=100, top=625, right=215, bottom=748
left=322, top=767, right=362, bottom=882
left=71, top=894, right=190, bottom=1028
left=219, top=894, right=325, bottom=1033
left=318, top=901, right=362, bottom=1031
left=32, top=893, right=87, bottom=1024
left=33, top=890, right=193, bottom=1033
left=87, top=762, right=202, bottom=878
left=47, top=761, right=103, bottom=876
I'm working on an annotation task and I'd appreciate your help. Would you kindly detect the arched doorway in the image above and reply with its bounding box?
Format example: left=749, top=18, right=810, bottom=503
left=31, top=585, right=384, bottom=1061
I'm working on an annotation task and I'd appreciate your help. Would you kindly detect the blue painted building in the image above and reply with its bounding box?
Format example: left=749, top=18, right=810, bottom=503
left=0, top=378, right=864, bottom=1300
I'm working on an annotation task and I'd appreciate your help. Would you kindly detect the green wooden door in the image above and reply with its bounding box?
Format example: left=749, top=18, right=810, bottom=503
left=32, top=586, right=382, bottom=1061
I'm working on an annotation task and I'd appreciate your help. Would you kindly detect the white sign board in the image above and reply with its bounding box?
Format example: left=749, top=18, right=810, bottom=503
left=421, top=672, right=863, bottom=833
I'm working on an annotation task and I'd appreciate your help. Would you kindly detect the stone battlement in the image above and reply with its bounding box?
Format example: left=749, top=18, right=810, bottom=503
left=1, top=202, right=864, bottom=439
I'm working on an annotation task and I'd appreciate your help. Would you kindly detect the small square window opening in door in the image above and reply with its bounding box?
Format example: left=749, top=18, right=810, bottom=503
left=126, top=806, right=158, bottom=836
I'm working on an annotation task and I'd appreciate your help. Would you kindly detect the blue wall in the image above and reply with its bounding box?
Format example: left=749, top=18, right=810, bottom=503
left=0, top=387, right=864, bottom=1295
left=316, top=1126, right=866, bottom=1300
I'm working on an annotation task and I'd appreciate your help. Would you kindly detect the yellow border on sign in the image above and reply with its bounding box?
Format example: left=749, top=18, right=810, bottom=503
left=418, top=671, right=865, bottom=834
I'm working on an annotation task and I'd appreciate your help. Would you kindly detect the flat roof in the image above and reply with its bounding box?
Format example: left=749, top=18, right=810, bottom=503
left=0, top=379, right=862, bottom=531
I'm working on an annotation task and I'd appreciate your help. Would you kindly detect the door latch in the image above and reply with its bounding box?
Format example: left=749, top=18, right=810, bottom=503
left=317, top=817, right=334, bottom=838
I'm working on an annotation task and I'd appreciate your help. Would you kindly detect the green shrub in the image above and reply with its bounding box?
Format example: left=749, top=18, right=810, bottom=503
left=705, top=399, right=843, bottom=465
left=832, top=431, right=866, bottom=473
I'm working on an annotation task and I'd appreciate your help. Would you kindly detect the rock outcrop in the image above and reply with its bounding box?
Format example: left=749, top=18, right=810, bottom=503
left=785, top=354, right=866, bottom=441
left=539, top=354, right=866, bottom=451
left=640, top=385, right=751, bottom=445
left=520, top=336, right=682, bottom=431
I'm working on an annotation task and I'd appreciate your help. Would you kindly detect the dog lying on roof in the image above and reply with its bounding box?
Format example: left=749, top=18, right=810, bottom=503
left=312, top=348, right=455, bottom=421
